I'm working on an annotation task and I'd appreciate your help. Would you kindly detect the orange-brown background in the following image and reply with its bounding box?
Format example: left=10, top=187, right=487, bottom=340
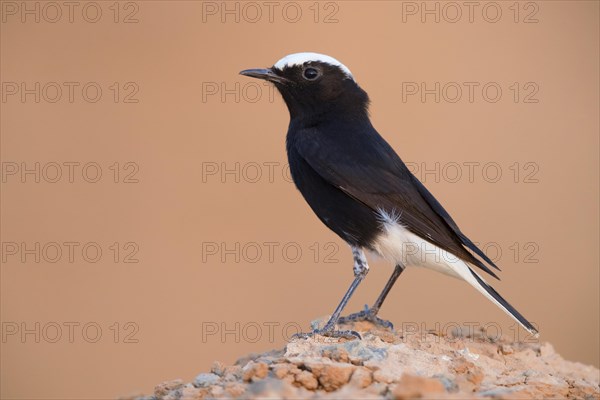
left=1, top=1, right=598, bottom=398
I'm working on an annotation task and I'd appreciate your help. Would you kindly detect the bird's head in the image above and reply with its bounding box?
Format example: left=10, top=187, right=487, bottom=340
left=240, top=52, right=369, bottom=121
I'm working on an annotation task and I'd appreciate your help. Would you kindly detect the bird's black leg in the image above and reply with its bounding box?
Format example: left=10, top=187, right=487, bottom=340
left=337, top=263, right=405, bottom=330
left=294, top=247, right=369, bottom=340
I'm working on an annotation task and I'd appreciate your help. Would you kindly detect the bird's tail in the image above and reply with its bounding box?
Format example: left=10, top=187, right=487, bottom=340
left=439, top=255, right=538, bottom=336
left=463, top=264, right=539, bottom=337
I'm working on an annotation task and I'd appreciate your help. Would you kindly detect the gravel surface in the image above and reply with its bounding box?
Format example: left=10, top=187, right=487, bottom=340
left=128, top=319, right=600, bottom=399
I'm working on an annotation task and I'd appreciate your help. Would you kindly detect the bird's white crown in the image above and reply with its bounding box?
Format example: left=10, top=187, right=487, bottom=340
left=273, top=52, right=353, bottom=79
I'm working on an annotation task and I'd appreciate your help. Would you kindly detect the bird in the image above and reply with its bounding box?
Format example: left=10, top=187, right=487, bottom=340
left=240, top=52, right=538, bottom=339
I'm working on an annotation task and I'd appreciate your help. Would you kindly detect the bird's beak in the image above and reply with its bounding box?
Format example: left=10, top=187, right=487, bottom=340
left=239, top=68, right=289, bottom=84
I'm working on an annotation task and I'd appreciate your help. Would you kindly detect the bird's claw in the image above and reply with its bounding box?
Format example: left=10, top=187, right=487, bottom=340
left=292, top=328, right=362, bottom=341
left=337, top=304, right=394, bottom=330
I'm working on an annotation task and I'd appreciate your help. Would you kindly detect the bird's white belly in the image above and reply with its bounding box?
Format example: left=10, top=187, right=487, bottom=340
left=371, top=220, right=464, bottom=280
left=368, top=211, right=538, bottom=336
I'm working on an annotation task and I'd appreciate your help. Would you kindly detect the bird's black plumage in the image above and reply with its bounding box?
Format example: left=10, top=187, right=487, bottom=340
left=287, top=114, right=502, bottom=279
left=275, top=61, right=499, bottom=279
left=240, top=53, right=537, bottom=337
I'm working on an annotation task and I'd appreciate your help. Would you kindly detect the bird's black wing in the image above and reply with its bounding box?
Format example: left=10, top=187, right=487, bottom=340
left=293, top=128, right=500, bottom=279
left=409, top=175, right=501, bottom=271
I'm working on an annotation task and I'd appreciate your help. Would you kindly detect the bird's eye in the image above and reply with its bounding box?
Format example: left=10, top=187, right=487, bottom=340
left=303, top=67, right=320, bottom=81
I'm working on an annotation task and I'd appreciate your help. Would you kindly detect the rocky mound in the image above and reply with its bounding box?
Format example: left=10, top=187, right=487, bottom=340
left=131, top=319, right=599, bottom=399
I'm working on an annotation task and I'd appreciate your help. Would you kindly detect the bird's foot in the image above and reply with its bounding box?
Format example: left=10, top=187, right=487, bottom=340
left=337, top=304, right=394, bottom=330
left=292, top=328, right=361, bottom=341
